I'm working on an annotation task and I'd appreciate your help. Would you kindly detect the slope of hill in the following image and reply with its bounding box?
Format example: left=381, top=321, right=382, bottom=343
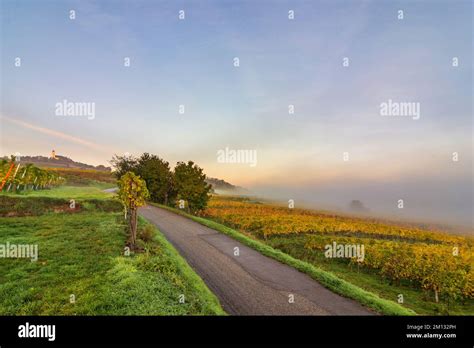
left=3, top=155, right=111, bottom=171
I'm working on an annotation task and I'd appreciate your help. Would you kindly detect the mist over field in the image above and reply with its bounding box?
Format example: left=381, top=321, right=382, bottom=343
left=248, top=176, right=473, bottom=231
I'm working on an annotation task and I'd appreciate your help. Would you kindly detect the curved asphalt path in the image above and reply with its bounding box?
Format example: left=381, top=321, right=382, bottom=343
left=139, top=204, right=373, bottom=315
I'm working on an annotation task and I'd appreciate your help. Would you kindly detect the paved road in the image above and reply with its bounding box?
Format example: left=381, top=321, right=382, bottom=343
left=139, top=205, right=373, bottom=315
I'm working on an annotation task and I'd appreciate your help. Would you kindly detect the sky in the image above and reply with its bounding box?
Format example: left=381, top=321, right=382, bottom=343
left=1, top=0, right=472, bottom=226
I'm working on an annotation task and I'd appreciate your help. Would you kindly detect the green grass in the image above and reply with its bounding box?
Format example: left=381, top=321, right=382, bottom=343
left=153, top=203, right=416, bottom=316
left=8, top=184, right=115, bottom=200
left=0, top=195, right=122, bottom=217
left=0, top=199, right=224, bottom=315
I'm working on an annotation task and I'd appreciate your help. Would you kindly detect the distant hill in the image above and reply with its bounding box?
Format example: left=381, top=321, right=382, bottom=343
left=2, top=155, right=111, bottom=172
left=205, top=177, right=248, bottom=194
left=3, top=154, right=246, bottom=191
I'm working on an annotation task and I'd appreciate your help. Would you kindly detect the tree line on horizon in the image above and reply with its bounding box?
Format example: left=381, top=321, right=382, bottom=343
left=111, top=153, right=212, bottom=214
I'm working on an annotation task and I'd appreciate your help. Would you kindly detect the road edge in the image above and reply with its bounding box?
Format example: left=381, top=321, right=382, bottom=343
left=138, top=216, right=227, bottom=315
left=149, top=202, right=417, bottom=316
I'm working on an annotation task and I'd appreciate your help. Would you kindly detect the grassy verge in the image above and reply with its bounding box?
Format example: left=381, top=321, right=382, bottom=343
left=97, top=217, right=225, bottom=315
left=152, top=203, right=416, bottom=316
left=7, top=183, right=115, bottom=200
left=0, top=191, right=224, bottom=315
left=0, top=195, right=121, bottom=217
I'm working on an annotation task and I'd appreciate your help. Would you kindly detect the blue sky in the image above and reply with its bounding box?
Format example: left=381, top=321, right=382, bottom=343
left=1, top=0, right=472, bottom=225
